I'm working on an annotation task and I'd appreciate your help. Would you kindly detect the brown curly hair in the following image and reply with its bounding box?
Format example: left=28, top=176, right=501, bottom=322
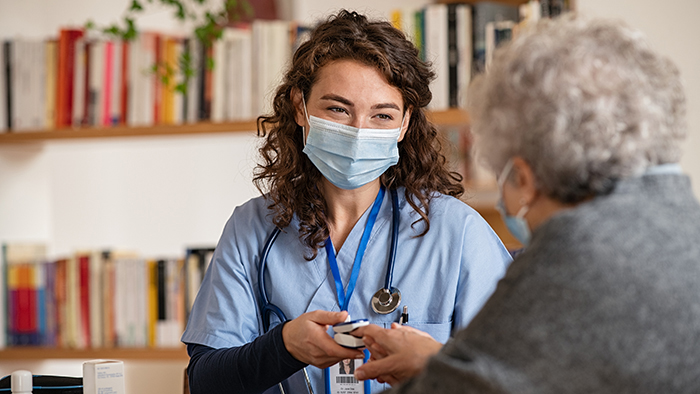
left=254, top=10, right=463, bottom=259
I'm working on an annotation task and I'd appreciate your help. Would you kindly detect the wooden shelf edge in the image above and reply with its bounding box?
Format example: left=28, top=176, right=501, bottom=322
left=0, top=346, right=188, bottom=360
left=0, top=120, right=259, bottom=143
left=0, top=110, right=470, bottom=143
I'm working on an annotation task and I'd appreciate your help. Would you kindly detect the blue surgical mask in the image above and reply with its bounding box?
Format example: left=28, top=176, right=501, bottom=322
left=301, top=98, right=404, bottom=190
left=496, top=159, right=532, bottom=246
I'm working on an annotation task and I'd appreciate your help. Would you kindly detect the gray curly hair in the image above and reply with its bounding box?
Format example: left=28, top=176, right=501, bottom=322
left=469, top=14, right=687, bottom=203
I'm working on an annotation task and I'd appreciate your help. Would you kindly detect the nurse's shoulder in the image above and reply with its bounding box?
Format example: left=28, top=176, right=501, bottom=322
left=402, top=190, right=486, bottom=226
left=216, top=195, right=279, bottom=261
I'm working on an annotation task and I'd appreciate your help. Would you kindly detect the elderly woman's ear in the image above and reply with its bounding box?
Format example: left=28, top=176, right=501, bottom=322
left=508, top=157, right=538, bottom=206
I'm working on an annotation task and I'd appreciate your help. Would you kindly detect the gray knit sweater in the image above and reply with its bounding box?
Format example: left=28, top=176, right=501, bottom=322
left=386, top=173, right=700, bottom=393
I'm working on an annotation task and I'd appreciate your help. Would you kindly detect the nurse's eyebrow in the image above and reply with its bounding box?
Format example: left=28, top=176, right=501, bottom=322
left=320, top=94, right=354, bottom=106
left=320, top=94, right=401, bottom=111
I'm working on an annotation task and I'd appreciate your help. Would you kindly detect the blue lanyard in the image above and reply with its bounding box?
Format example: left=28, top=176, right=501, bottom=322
left=325, top=186, right=385, bottom=311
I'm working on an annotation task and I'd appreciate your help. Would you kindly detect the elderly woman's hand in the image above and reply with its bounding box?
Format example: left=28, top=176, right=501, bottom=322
left=352, top=323, right=443, bottom=386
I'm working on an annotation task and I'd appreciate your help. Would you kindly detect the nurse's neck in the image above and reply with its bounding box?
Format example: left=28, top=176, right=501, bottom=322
left=321, top=179, right=382, bottom=253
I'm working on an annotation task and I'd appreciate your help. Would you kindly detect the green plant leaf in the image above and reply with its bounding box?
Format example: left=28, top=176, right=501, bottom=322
left=129, top=0, right=144, bottom=12
left=123, top=18, right=138, bottom=41
left=175, top=82, right=187, bottom=95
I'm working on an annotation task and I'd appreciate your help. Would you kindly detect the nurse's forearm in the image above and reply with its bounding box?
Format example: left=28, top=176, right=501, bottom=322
left=186, top=322, right=307, bottom=394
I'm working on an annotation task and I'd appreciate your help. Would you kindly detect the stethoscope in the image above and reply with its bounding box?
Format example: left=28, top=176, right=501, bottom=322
left=257, top=188, right=401, bottom=394
left=258, top=187, right=402, bottom=329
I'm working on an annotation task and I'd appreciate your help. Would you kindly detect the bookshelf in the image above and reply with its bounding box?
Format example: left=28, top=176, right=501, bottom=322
left=0, top=121, right=258, bottom=143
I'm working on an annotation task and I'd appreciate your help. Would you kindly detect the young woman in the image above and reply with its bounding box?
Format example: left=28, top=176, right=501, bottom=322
left=182, top=10, right=511, bottom=394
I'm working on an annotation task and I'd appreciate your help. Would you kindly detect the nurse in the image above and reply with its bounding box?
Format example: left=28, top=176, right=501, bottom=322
left=181, top=9, right=511, bottom=394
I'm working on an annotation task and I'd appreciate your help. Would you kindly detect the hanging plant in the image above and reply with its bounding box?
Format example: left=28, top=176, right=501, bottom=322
left=85, top=0, right=253, bottom=94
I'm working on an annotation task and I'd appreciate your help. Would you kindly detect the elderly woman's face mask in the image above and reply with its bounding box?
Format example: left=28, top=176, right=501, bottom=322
left=496, top=159, right=532, bottom=246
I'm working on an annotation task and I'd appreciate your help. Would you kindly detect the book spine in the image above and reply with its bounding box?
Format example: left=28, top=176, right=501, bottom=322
left=447, top=4, right=459, bottom=108
left=102, top=41, right=113, bottom=127
left=79, top=254, right=91, bottom=347
left=44, top=260, right=57, bottom=346
left=120, top=41, right=129, bottom=124
left=54, top=258, right=67, bottom=347
left=153, top=34, right=162, bottom=124
left=11, top=264, right=39, bottom=345
left=2, top=41, right=10, bottom=131
left=36, top=261, right=47, bottom=345
left=110, top=41, right=122, bottom=125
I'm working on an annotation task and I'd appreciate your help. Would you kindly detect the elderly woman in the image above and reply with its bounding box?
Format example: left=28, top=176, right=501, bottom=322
left=353, top=14, right=700, bottom=393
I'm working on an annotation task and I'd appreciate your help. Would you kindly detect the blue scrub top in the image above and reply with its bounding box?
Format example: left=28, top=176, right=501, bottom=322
left=182, top=187, right=512, bottom=393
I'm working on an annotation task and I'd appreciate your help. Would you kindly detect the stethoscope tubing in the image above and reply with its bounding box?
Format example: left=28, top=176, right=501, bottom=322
left=258, top=226, right=284, bottom=332
left=384, top=188, right=399, bottom=294
left=258, top=188, right=399, bottom=332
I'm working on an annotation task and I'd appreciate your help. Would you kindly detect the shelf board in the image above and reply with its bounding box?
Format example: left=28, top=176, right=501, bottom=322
left=427, top=108, right=469, bottom=126
left=0, top=120, right=259, bottom=143
left=0, top=346, right=188, bottom=360
left=0, top=109, right=469, bottom=143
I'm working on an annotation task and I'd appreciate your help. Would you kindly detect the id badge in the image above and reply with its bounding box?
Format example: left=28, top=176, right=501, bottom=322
left=325, top=350, right=371, bottom=394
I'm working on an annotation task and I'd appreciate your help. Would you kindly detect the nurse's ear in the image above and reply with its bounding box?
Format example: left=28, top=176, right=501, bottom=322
left=291, top=88, right=308, bottom=129
left=398, top=107, right=412, bottom=142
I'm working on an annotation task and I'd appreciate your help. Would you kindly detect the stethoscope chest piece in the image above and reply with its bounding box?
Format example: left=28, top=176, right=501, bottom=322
left=371, top=287, right=401, bottom=314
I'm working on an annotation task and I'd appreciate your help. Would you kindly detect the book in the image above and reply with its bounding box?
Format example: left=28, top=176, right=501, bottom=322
left=3, top=243, right=46, bottom=346
left=54, top=258, right=68, bottom=347
left=197, top=41, right=211, bottom=121
left=424, top=4, right=449, bottom=111
left=472, top=1, right=519, bottom=74
left=184, top=247, right=215, bottom=321
left=56, top=28, right=84, bottom=128
left=83, top=360, right=126, bottom=394
left=45, top=40, right=58, bottom=129
left=102, top=40, right=114, bottom=127
left=210, top=38, right=225, bottom=123
left=72, top=38, right=86, bottom=127
left=89, top=250, right=105, bottom=348
left=0, top=40, right=6, bottom=133
left=2, top=41, right=10, bottom=130
left=88, top=40, right=104, bottom=127
left=485, top=20, right=515, bottom=69
left=252, top=20, right=291, bottom=117
left=153, top=34, right=162, bottom=124
left=43, top=260, right=57, bottom=346
left=119, top=40, right=129, bottom=125
left=223, top=26, right=253, bottom=121
left=183, top=38, right=197, bottom=123
left=456, top=4, right=472, bottom=108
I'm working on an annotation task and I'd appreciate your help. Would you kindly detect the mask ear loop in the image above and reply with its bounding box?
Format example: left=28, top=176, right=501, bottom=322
left=301, top=94, right=309, bottom=146
left=399, top=112, right=407, bottom=136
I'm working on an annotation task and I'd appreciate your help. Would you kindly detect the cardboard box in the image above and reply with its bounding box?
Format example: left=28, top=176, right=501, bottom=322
left=83, top=359, right=126, bottom=394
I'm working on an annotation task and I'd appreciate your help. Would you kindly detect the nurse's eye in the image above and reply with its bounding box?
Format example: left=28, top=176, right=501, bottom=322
left=328, top=107, right=349, bottom=114
left=375, top=113, right=394, bottom=121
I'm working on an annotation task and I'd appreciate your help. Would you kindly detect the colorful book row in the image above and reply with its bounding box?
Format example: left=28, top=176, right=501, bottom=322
left=0, top=20, right=308, bottom=133
left=0, top=243, right=214, bottom=349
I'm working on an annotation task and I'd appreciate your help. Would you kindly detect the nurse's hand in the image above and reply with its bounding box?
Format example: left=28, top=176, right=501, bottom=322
left=352, top=323, right=443, bottom=386
left=282, top=310, right=365, bottom=368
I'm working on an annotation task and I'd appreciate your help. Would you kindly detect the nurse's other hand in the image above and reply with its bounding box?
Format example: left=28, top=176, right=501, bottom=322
left=282, top=310, right=365, bottom=368
left=352, top=323, right=442, bottom=386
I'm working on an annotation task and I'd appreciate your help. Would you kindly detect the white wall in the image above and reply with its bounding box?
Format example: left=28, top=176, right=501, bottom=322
left=577, top=0, right=700, bottom=198
left=1, top=0, right=699, bottom=393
